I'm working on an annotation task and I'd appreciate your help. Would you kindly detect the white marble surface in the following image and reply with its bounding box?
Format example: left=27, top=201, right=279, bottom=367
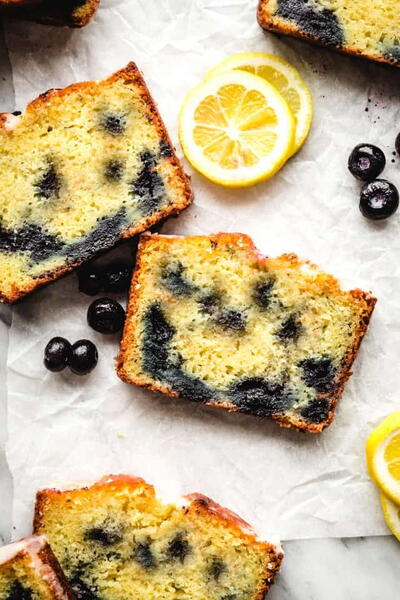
left=0, top=16, right=400, bottom=600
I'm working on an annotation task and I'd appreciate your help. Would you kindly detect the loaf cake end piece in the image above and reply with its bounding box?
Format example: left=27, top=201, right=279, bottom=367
left=34, top=474, right=283, bottom=600
left=0, top=534, right=75, bottom=600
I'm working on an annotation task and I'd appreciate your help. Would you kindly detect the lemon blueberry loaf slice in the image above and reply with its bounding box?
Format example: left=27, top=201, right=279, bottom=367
left=0, top=0, right=99, bottom=27
left=117, top=233, right=376, bottom=433
left=0, top=535, right=75, bottom=600
left=257, top=0, right=400, bottom=67
left=0, top=63, right=191, bottom=303
left=33, top=474, right=283, bottom=600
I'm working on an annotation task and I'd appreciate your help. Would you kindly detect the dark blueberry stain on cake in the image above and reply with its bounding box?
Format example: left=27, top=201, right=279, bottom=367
left=64, top=208, right=127, bottom=263
left=85, top=524, right=123, bottom=545
left=142, top=302, right=175, bottom=378
left=6, top=581, right=33, bottom=600
left=167, top=533, right=191, bottom=562
left=384, top=47, right=400, bottom=64
left=100, top=113, right=126, bottom=136
left=104, top=159, right=124, bottom=181
left=208, top=557, right=226, bottom=582
left=160, top=261, right=194, bottom=296
left=253, top=279, right=275, bottom=310
left=198, top=291, right=221, bottom=315
left=132, top=151, right=167, bottom=215
left=301, top=397, right=331, bottom=423
left=299, top=356, right=336, bottom=393
left=229, top=377, right=294, bottom=416
left=276, top=313, right=302, bottom=342
left=0, top=223, right=64, bottom=262
left=34, top=163, right=61, bottom=200
left=276, top=0, right=344, bottom=46
left=70, top=576, right=100, bottom=600
left=214, top=309, right=246, bottom=333
left=133, top=541, right=157, bottom=569
left=142, top=303, right=216, bottom=402
left=159, top=139, right=174, bottom=158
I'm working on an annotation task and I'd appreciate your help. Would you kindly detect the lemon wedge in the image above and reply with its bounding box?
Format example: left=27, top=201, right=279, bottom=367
left=178, top=70, right=295, bottom=187
left=366, top=411, right=400, bottom=504
left=206, top=52, right=313, bottom=154
left=381, top=493, right=400, bottom=542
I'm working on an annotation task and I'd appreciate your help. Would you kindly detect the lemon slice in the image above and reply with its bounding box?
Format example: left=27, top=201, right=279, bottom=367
left=206, top=52, right=313, bottom=154
left=381, top=493, right=400, bottom=541
left=178, top=70, right=295, bottom=187
left=366, top=411, right=400, bottom=504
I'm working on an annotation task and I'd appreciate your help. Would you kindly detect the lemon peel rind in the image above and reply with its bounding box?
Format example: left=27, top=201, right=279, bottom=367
left=381, top=493, right=400, bottom=542
left=366, top=411, right=400, bottom=504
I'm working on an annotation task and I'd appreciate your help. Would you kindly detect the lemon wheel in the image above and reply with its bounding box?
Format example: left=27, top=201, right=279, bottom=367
left=366, top=411, right=400, bottom=504
left=206, top=52, right=313, bottom=154
left=178, top=70, right=295, bottom=187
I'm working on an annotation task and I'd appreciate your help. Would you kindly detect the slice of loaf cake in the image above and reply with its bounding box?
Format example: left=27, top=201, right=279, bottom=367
left=34, top=474, right=283, bottom=600
left=257, top=0, right=400, bottom=67
left=117, top=233, right=376, bottom=433
left=0, top=535, right=75, bottom=600
left=0, top=0, right=99, bottom=27
left=0, top=63, right=192, bottom=303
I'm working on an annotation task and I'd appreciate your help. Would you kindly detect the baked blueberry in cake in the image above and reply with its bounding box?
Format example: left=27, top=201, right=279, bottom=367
left=0, top=0, right=99, bottom=28
left=34, top=474, right=283, bottom=600
left=0, top=535, right=75, bottom=600
left=257, top=0, right=400, bottom=67
left=0, top=63, right=192, bottom=303
left=117, top=233, right=376, bottom=433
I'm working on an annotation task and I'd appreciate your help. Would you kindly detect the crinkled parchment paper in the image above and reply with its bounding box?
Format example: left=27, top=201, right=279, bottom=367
left=3, top=0, right=400, bottom=540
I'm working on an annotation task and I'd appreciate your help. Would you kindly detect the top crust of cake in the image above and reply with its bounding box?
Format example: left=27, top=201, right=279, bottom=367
left=33, top=474, right=283, bottom=600
left=117, top=233, right=376, bottom=433
left=0, top=535, right=75, bottom=600
left=0, top=0, right=100, bottom=27
left=257, top=0, right=400, bottom=67
left=0, top=62, right=192, bottom=303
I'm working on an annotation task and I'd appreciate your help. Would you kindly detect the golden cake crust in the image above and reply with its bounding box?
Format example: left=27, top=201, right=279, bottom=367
left=116, top=232, right=376, bottom=433
left=33, top=474, right=283, bottom=600
left=0, top=63, right=192, bottom=304
left=257, top=0, right=400, bottom=68
left=0, top=0, right=100, bottom=27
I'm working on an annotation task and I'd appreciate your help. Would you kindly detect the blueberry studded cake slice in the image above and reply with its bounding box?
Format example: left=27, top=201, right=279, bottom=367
left=0, top=63, right=192, bottom=303
left=0, top=0, right=99, bottom=27
left=117, top=233, right=376, bottom=433
left=257, top=0, right=400, bottom=67
left=33, top=474, right=283, bottom=600
left=0, top=535, right=75, bottom=600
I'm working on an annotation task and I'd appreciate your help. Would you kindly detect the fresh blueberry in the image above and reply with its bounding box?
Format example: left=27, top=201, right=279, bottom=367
left=69, top=340, right=98, bottom=375
left=87, top=298, right=125, bottom=334
left=78, top=265, right=103, bottom=296
left=396, top=133, right=400, bottom=156
left=359, top=179, right=399, bottom=220
left=44, top=337, right=72, bottom=372
left=348, top=144, right=386, bottom=181
left=103, top=262, right=132, bottom=294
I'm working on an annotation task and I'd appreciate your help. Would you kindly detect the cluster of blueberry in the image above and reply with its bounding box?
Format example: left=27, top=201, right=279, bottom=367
left=43, top=262, right=131, bottom=375
left=347, top=134, right=400, bottom=220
